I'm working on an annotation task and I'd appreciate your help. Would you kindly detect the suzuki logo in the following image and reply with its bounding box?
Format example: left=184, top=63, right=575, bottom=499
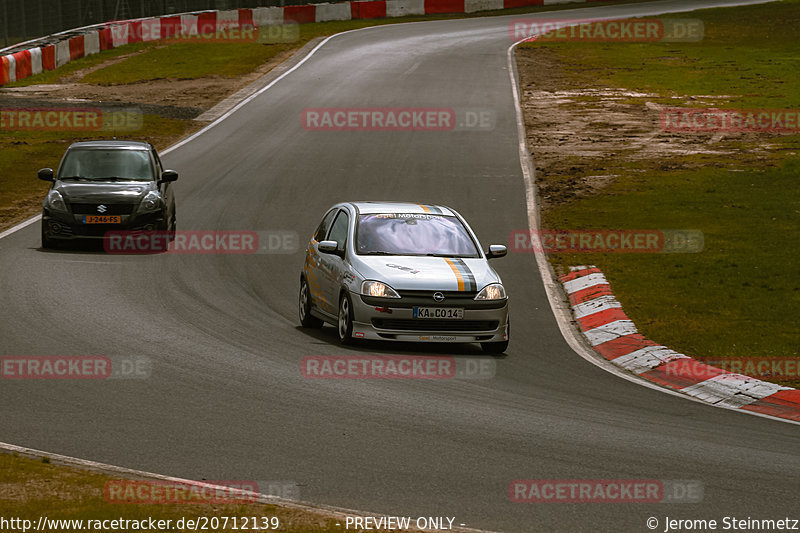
left=97, top=205, right=108, bottom=213
left=433, top=292, right=445, bottom=302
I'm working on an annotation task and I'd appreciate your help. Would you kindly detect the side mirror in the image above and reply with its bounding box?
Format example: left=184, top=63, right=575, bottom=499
left=487, top=244, right=507, bottom=259
left=318, top=240, right=342, bottom=256
left=159, top=170, right=178, bottom=184
left=38, top=168, right=55, bottom=182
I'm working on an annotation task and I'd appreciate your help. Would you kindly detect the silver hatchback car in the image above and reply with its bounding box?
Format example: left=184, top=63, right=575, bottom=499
left=299, top=202, right=510, bottom=353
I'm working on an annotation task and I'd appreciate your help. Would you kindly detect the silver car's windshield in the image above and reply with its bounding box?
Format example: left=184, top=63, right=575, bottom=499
left=59, top=149, right=154, bottom=181
left=356, top=213, right=479, bottom=257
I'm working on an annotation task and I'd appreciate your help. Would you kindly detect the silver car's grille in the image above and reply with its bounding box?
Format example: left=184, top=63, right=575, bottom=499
left=396, top=290, right=477, bottom=300
left=362, top=290, right=506, bottom=310
left=371, top=319, right=499, bottom=332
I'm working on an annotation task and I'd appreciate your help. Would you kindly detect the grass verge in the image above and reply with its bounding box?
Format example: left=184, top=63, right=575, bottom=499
left=0, top=116, right=198, bottom=232
left=517, top=0, right=800, bottom=384
left=0, top=0, right=668, bottom=234
left=4, top=0, right=663, bottom=87
left=0, top=452, right=395, bottom=532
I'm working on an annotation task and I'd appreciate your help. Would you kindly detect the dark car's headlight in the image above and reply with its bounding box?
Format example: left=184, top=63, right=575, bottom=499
left=475, top=283, right=506, bottom=300
left=361, top=281, right=400, bottom=298
left=138, top=191, right=164, bottom=214
left=44, top=190, right=68, bottom=213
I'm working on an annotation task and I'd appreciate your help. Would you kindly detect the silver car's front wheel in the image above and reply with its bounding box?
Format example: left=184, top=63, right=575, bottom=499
left=337, top=294, right=354, bottom=345
left=481, top=317, right=509, bottom=354
left=299, top=278, right=323, bottom=328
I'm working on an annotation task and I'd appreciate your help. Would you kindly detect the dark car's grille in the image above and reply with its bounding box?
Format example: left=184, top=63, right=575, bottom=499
left=371, top=319, right=499, bottom=332
left=70, top=203, right=135, bottom=215
left=72, top=224, right=127, bottom=237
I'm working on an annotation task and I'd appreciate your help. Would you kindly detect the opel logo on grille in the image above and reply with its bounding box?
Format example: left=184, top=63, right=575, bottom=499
left=433, top=292, right=445, bottom=302
left=97, top=205, right=108, bottom=213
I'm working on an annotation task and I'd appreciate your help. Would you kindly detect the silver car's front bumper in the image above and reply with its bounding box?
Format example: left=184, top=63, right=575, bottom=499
left=349, top=294, right=509, bottom=343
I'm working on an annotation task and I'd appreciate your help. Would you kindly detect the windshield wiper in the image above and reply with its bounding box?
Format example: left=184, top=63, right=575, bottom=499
left=360, top=251, right=398, bottom=256
left=59, top=176, right=90, bottom=181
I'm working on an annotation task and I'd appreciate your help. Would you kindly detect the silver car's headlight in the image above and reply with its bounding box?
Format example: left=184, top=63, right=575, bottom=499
left=475, top=283, right=506, bottom=300
left=361, top=281, right=400, bottom=299
left=44, top=190, right=68, bottom=213
left=138, top=190, right=163, bottom=213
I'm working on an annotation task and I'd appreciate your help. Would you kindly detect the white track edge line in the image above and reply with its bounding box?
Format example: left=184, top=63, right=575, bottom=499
left=0, top=214, right=40, bottom=239
left=0, top=441, right=497, bottom=533
left=1, top=9, right=795, bottom=521
left=505, top=34, right=800, bottom=427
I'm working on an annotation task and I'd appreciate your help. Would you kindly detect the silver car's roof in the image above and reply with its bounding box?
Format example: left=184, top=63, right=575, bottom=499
left=351, top=201, right=456, bottom=216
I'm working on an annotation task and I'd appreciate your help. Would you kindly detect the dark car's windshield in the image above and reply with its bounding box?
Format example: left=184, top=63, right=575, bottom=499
left=356, top=213, right=479, bottom=257
left=59, top=148, right=154, bottom=181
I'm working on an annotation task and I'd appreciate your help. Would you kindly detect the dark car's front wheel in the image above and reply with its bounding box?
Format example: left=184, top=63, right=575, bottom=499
left=168, top=204, right=177, bottom=242
left=299, top=278, right=323, bottom=328
left=337, top=293, right=354, bottom=345
left=41, top=223, right=57, bottom=250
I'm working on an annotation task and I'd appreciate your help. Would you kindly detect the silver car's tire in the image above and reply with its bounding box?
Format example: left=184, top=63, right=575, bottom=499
left=299, top=278, right=323, bottom=328
left=481, top=318, right=509, bottom=354
left=337, top=293, right=354, bottom=345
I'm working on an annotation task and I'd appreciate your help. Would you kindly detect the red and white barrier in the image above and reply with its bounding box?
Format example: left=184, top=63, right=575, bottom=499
left=316, top=2, right=352, bottom=22
left=85, top=31, right=101, bottom=54
left=350, top=1, right=387, bottom=19
left=2, top=54, right=16, bottom=83
left=465, top=0, right=504, bottom=13
left=253, top=7, right=285, bottom=26
left=387, top=0, right=426, bottom=17
left=283, top=5, right=317, bottom=24
left=217, top=9, right=240, bottom=29
left=30, top=47, right=43, bottom=75
left=12, top=50, right=30, bottom=80
left=0, top=0, right=617, bottom=85
left=560, top=266, right=800, bottom=422
left=53, top=40, right=69, bottom=68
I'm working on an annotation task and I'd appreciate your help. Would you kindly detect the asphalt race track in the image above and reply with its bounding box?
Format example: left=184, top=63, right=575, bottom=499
left=1, top=0, right=797, bottom=531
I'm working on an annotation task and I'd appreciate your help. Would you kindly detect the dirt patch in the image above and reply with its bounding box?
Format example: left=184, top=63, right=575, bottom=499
left=0, top=47, right=298, bottom=119
left=0, top=196, right=44, bottom=232
left=515, top=47, right=790, bottom=211
left=0, top=45, right=300, bottom=234
left=60, top=48, right=157, bottom=83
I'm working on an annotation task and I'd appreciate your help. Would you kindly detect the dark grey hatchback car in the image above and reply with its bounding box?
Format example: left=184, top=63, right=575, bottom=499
left=39, top=140, right=178, bottom=249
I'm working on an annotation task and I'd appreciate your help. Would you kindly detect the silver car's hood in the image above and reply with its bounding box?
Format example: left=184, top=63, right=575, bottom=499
left=352, top=255, right=500, bottom=292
